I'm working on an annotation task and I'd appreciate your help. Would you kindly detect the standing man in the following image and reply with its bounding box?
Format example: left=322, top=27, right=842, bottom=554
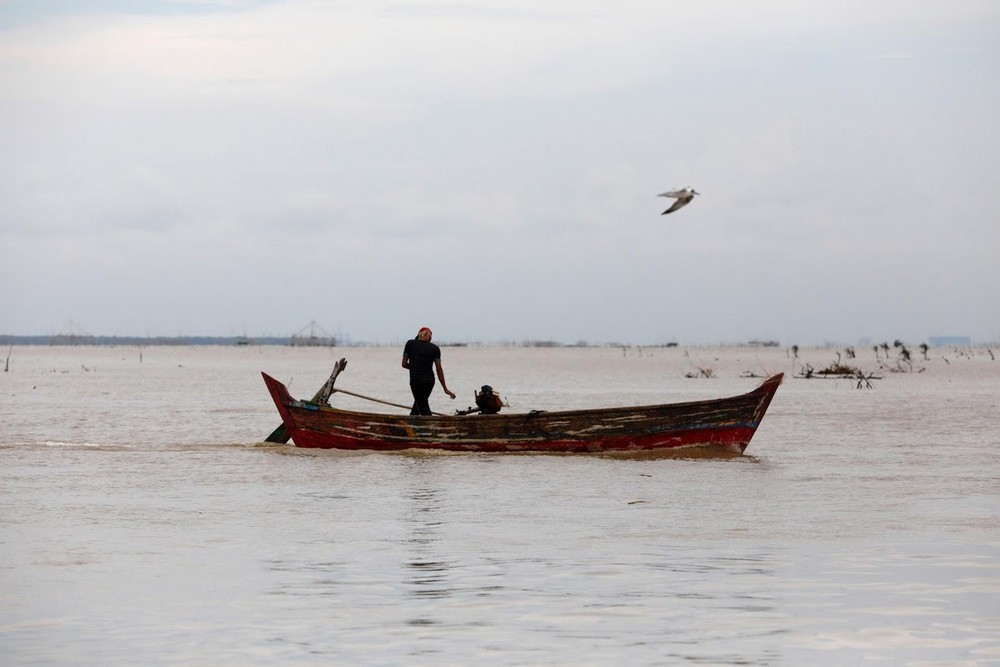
left=402, top=326, right=456, bottom=415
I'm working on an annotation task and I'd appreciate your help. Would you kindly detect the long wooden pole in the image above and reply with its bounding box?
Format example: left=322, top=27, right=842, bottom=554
left=330, top=387, right=446, bottom=416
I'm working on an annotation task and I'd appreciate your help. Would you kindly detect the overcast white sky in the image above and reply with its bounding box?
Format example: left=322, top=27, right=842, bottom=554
left=1, top=0, right=998, bottom=345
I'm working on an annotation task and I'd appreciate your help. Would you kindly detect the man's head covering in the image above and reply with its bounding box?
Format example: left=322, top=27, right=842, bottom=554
left=417, top=326, right=432, bottom=338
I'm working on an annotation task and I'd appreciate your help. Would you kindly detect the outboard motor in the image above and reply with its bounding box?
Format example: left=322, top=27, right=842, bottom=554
left=474, top=385, right=503, bottom=414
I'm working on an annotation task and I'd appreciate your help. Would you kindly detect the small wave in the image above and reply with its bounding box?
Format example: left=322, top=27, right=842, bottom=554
left=0, top=441, right=281, bottom=452
left=2, top=441, right=143, bottom=451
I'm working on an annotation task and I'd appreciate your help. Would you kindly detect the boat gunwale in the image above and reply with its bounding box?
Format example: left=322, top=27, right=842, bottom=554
left=267, top=372, right=783, bottom=424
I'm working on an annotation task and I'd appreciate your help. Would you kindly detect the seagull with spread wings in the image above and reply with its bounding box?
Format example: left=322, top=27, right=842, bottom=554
left=657, top=187, right=699, bottom=215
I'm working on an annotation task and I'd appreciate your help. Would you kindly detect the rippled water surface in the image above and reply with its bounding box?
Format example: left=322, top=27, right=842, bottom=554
left=2, top=345, right=999, bottom=665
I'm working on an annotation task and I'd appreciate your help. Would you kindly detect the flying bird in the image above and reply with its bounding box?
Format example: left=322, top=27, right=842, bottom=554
left=657, top=187, right=699, bottom=215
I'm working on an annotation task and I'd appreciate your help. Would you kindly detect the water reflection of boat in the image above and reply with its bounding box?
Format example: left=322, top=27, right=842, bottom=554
left=261, top=369, right=782, bottom=455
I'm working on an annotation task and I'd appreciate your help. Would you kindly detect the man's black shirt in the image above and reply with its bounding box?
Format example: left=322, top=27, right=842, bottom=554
left=403, top=338, right=441, bottom=384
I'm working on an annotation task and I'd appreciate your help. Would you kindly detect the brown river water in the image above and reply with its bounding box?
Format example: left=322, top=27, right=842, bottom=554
left=1, top=345, right=998, bottom=665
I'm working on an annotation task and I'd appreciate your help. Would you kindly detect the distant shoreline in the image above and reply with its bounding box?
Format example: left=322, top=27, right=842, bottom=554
left=0, top=335, right=995, bottom=349
left=0, top=335, right=304, bottom=347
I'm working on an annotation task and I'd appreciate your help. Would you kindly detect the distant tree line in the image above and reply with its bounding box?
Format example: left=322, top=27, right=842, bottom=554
left=0, top=335, right=293, bottom=346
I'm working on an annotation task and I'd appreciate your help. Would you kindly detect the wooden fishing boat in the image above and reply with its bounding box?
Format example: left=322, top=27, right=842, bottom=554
left=261, top=362, right=782, bottom=454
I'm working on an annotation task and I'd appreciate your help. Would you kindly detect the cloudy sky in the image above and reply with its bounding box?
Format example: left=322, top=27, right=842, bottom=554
left=1, top=1, right=998, bottom=345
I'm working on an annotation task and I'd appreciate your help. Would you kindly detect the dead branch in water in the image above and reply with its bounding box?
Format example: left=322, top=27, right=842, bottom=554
left=817, top=356, right=859, bottom=376
left=796, top=355, right=881, bottom=388
left=855, top=371, right=880, bottom=389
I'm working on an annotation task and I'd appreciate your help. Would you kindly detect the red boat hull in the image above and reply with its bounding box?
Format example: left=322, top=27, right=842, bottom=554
left=262, top=372, right=782, bottom=455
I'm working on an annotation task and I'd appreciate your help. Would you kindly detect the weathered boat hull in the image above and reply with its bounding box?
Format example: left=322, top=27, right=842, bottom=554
left=262, top=372, right=782, bottom=454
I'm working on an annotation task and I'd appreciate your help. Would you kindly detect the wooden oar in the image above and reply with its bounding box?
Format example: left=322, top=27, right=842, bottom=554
left=264, top=358, right=348, bottom=443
